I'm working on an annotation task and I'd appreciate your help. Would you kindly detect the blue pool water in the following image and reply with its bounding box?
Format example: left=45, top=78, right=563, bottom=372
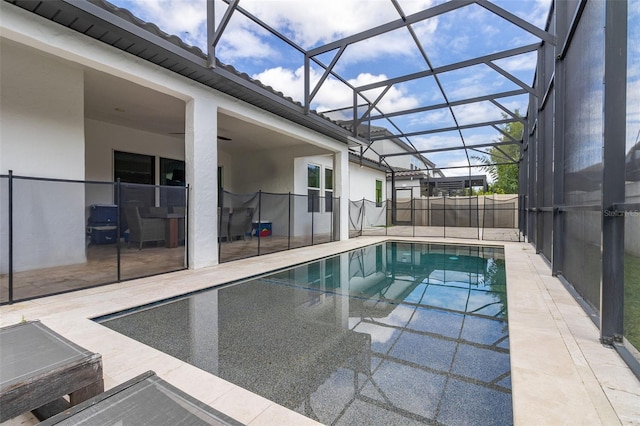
left=98, top=242, right=510, bottom=425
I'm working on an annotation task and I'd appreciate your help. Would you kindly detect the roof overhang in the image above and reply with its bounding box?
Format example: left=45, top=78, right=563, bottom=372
left=4, top=0, right=370, bottom=147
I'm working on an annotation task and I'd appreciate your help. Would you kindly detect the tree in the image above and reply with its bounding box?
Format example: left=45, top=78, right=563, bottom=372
left=475, top=112, right=522, bottom=194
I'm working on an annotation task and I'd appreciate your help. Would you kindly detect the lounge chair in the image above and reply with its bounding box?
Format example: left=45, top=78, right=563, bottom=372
left=0, top=321, right=104, bottom=422
left=124, top=205, right=166, bottom=249
left=38, top=371, right=242, bottom=426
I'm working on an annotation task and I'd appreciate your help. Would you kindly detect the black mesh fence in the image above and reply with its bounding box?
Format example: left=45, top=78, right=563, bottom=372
left=0, top=174, right=188, bottom=304
left=218, top=190, right=341, bottom=263
left=349, top=199, right=364, bottom=238
left=352, top=195, right=520, bottom=241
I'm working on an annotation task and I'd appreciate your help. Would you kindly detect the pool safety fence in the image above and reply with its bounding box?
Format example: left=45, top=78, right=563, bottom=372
left=0, top=172, right=188, bottom=304
left=349, top=195, right=522, bottom=242
left=219, top=190, right=340, bottom=263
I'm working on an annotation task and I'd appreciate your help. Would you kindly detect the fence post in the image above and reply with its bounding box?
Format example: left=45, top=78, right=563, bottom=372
left=288, top=192, right=291, bottom=250
left=330, top=196, right=335, bottom=242
left=311, top=193, right=315, bottom=246
left=218, top=190, right=224, bottom=263
left=116, top=179, right=121, bottom=282
left=385, top=200, right=388, bottom=236
left=360, top=198, right=364, bottom=236
left=258, top=190, right=262, bottom=255
left=412, top=196, right=415, bottom=238
left=443, top=196, right=447, bottom=238
left=8, top=170, right=13, bottom=304
left=185, top=184, right=190, bottom=268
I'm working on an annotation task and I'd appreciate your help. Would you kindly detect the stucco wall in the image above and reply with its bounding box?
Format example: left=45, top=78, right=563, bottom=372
left=1, top=39, right=86, bottom=272
left=349, top=164, right=386, bottom=202
left=221, top=145, right=327, bottom=195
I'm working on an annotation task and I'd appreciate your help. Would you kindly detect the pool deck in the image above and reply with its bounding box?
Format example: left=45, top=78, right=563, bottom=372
left=1, top=237, right=639, bottom=425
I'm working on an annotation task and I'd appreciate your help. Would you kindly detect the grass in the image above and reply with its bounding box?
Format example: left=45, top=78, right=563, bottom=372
left=625, top=253, right=640, bottom=350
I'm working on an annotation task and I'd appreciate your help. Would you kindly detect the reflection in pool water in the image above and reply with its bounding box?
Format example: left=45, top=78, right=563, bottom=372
left=99, top=242, right=510, bottom=425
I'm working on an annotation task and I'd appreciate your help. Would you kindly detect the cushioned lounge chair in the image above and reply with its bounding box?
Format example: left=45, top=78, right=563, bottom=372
left=0, top=321, right=104, bottom=422
left=38, top=371, right=243, bottom=426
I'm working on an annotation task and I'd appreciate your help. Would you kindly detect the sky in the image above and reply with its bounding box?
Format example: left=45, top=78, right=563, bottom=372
left=108, top=0, right=553, bottom=175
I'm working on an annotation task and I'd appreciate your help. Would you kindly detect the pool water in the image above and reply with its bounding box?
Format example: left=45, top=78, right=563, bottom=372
left=98, top=242, right=511, bottom=425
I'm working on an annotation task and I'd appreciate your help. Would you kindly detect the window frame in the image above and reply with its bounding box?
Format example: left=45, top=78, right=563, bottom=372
left=307, top=163, right=321, bottom=213
left=325, top=168, right=333, bottom=212
left=375, top=179, right=383, bottom=207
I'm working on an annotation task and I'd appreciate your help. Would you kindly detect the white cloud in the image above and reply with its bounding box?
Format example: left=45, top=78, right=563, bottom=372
left=239, top=0, right=435, bottom=49
left=526, top=0, right=553, bottom=29
left=482, top=24, right=500, bottom=37
left=129, top=0, right=207, bottom=48
left=252, top=67, right=421, bottom=114
left=214, top=27, right=279, bottom=61
left=492, top=52, right=537, bottom=73
left=449, top=35, right=470, bottom=52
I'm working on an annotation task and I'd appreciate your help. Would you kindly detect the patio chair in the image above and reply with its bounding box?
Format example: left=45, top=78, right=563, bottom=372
left=229, top=208, right=252, bottom=241
left=124, top=205, right=166, bottom=249
left=219, top=207, right=230, bottom=242
left=38, top=371, right=242, bottom=426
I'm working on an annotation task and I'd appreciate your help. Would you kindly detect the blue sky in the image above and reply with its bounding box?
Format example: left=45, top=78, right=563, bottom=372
left=108, top=0, right=553, bottom=174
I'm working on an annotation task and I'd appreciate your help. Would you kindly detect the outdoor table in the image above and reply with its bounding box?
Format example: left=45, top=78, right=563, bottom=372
left=0, top=321, right=104, bottom=422
left=165, top=213, right=184, bottom=248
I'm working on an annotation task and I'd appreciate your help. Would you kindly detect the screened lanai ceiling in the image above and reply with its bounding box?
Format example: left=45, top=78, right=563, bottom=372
left=16, top=0, right=553, bottom=176
left=104, top=0, right=552, bottom=176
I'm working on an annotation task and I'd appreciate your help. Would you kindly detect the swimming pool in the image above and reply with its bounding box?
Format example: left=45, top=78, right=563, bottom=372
left=98, top=242, right=510, bottom=425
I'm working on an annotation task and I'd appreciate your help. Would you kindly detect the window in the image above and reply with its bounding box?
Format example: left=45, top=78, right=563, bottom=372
left=114, top=151, right=154, bottom=184
left=325, top=168, right=333, bottom=212
left=376, top=179, right=383, bottom=207
left=308, top=164, right=320, bottom=212
left=160, top=158, right=185, bottom=186
left=114, top=151, right=155, bottom=207
left=160, top=157, right=186, bottom=208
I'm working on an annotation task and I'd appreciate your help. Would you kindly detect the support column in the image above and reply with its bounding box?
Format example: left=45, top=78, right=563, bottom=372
left=600, top=0, right=627, bottom=344
left=185, top=96, right=219, bottom=268
left=535, top=47, right=545, bottom=254
left=333, top=148, right=350, bottom=240
left=552, top=1, right=567, bottom=276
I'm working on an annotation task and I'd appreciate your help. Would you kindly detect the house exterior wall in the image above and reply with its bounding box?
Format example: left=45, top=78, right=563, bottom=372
left=222, top=144, right=328, bottom=195
left=369, top=139, right=423, bottom=170
left=349, top=164, right=386, bottom=202
left=1, top=1, right=352, bottom=272
left=1, top=38, right=86, bottom=272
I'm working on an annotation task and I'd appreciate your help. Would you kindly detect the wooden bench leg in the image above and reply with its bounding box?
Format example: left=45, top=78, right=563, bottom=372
left=69, top=379, right=104, bottom=406
left=32, top=379, right=104, bottom=421
left=32, top=398, right=70, bottom=421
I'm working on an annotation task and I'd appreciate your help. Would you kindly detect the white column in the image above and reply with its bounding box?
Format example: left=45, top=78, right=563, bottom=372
left=334, top=148, right=350, bottom=241
left=185, top=96, right=218, bottom=268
